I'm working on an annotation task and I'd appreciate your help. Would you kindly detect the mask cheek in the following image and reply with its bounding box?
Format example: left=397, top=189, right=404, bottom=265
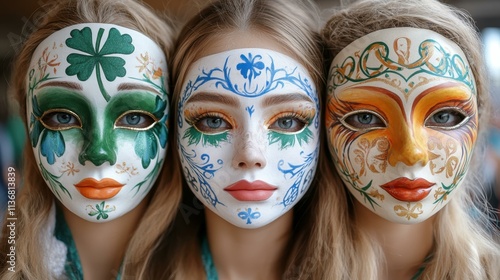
left=33, top=131, right=80, bottom=195
left=427, top=135, right=467, bottom=186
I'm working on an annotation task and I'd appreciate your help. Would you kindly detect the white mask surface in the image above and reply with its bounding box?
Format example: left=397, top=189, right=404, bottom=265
left=27, top=23, right=169, bottom=222
left=177, top=48, right=320, bottom=228
left=326, top=27, right=477, bottom=224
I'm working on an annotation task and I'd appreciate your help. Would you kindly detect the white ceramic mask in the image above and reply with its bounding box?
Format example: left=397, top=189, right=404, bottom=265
left=326, top=27, right=477, bottom=224
left=177, top=48, right=320, bottom=228
left=27, top=23, right=169, bottom=222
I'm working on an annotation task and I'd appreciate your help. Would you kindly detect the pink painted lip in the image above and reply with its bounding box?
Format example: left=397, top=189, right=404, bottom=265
left=380, top=177, right=435, bottom=202
left=224, top=180, right=277, bottom=201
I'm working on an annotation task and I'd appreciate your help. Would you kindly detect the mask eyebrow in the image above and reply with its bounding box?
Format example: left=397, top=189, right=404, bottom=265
left=261, top=93, right=313, bottom=107
left=118, top=83, right=161, bottom=96
left=185, top=92, right=240, bottom=107
left=38, top=81, right=82, bottom=91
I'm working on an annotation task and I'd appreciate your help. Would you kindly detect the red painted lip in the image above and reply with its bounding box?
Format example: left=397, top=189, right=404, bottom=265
left=380, top=177, right=435, bottom=202
left=224, top=180, right=277, bottom=201
left=74, top=178, right=124, bottom=200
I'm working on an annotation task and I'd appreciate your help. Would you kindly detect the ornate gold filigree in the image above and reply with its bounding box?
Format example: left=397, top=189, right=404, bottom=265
left=394, top=202, right=423, bottom=220
left=115, top=161, right=138, bottom=176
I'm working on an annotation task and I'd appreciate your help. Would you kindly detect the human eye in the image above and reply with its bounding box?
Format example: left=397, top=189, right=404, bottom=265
left=192, top=113, right=232, bottom=134
left=183, top=111, right=233, bottom=147
left=425, top=107, right=469, bottom=130
left=40, top=109, right=81, bottom=130
left=267, top=111, right=314, bottom=150
left=340, top=110, right=386, bottom=131
left=268, top=112, right=309, bottom=134
left=115, top=110, right=158, bottom=130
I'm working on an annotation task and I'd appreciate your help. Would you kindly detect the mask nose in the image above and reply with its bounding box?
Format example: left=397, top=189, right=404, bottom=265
left=232, top=132, right=267, bottom=169
left=388, top=127, right=428, bottom=167
left=78, top=132, right=116, bottom=166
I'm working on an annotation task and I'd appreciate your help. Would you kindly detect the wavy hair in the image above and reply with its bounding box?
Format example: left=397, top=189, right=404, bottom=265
left=321, top=0, right=500, bottom=279
left=150, top=0, right=350, bottom=279
left=0, top=0, right=181, bottom=279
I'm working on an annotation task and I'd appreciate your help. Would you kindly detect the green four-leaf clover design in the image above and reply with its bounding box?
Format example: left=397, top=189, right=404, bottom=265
left=65, top=27, right=135, bottom=101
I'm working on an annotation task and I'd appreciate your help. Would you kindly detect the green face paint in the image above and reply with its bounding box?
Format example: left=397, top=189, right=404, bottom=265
left=27, top=23, right=169, bottom=223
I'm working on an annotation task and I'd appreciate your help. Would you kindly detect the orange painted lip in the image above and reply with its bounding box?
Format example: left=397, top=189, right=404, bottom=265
left=380, top=177, right=435, bottom=202
left=74, top=178, right=124, bottom=200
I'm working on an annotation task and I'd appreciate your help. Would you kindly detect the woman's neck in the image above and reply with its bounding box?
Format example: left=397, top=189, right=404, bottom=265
left=61, top=199, right=148, bottom=280
left=205, top=209, right=293, bottom=280
left=354, top=201, right=435, bottom=280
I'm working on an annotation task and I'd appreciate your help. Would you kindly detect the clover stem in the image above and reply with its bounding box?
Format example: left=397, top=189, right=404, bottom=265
left=93, top=28, right=111, bottom=101
left=95, top=63, right=111, bottom=101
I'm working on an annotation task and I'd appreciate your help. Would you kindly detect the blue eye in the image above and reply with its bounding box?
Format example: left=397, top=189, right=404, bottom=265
left=341, top=110, right=386, bottom=131
left=268, top=113, right=309, bottom=133
left=425, top=108, right=469, bottom=129
left=115, top=110, right=157, bottom=130
left=267, top=112, right=313, bottom=150
left=40, top=109, right=81, bottom=130
left=193, top=113, right=232, bottom=134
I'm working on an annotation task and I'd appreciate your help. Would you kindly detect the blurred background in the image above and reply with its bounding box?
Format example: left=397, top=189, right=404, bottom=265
left=0, top=0, right=499, bottom=224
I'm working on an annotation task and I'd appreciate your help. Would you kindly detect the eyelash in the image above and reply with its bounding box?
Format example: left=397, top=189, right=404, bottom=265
left=267, top=112, right=311, bottom=131
left=188, top=112, right=229, bottom=127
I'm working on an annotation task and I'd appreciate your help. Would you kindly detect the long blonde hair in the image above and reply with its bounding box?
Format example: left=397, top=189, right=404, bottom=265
left=0, top=0, right=181, bottom=279
left=321, top=0, right=500, bottom=279
left=151, top=0, right=349, bottom=279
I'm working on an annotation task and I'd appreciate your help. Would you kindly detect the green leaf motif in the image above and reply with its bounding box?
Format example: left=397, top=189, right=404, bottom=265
left=38, top=161, right=72, bottom=200
left=65, top=27, right=135, bottom=101
left=29, top=95, right=66, bottom=165
left=183, top=126, right=229, bottom=147
left=40, top=130, right=65, bottom=165
left=135, top=131, right=158, bottom=169
left=268, top=127, right=313, bottom=150
left=87, top=201, right=116, bottom=220
left=152, top=96, right=168, bottom=148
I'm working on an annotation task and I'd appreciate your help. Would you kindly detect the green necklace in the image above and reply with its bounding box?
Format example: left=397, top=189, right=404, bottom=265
left=54, top=206, right=122, bottom=280
left=411, top=254, right=433, bottom=280
left=201, top=236, right=219, bottom=280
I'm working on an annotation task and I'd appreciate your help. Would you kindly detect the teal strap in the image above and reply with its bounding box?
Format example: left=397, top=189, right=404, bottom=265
left=54, top=205, right=83, bottom=280
left=411, top=254, right=433, bottom=280
left=201, top=236, right=219, bottom=280
left=54, top=206, right=122, bottom=280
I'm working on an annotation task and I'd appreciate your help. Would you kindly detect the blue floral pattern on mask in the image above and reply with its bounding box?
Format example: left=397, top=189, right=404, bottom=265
left=177, top=50, right=319, bottom=216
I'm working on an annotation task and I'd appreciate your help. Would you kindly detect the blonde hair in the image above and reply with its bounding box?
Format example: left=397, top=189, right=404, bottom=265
left=0, top=0, right=181, bottom=279
left=321, top=0, right=500, bottom=279
left=153, top=0, right=343, bottom=279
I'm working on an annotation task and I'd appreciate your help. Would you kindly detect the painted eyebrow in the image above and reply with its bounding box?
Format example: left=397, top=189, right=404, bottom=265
left=38, top=81, right=82, bottom=91
left=261, top=93, right=313, bottom=107
left=186, top=92, right=240, bottom=107
left=118, top=83, right=161, bottom=96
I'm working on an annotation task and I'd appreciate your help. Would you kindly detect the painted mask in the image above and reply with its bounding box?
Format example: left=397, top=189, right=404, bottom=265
left=326, top=27, right=478, bottom=224
left=177, top=48, right=320, bottom=228
left=27, top=23, right=169, bottom=222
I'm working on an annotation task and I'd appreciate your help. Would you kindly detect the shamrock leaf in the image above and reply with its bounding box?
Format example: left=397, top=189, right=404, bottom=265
left=99, top=28, right=135, bottom=55
left=65, top=27, right=96, bottom=54
left=65, top=27, right=135, bottom=101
